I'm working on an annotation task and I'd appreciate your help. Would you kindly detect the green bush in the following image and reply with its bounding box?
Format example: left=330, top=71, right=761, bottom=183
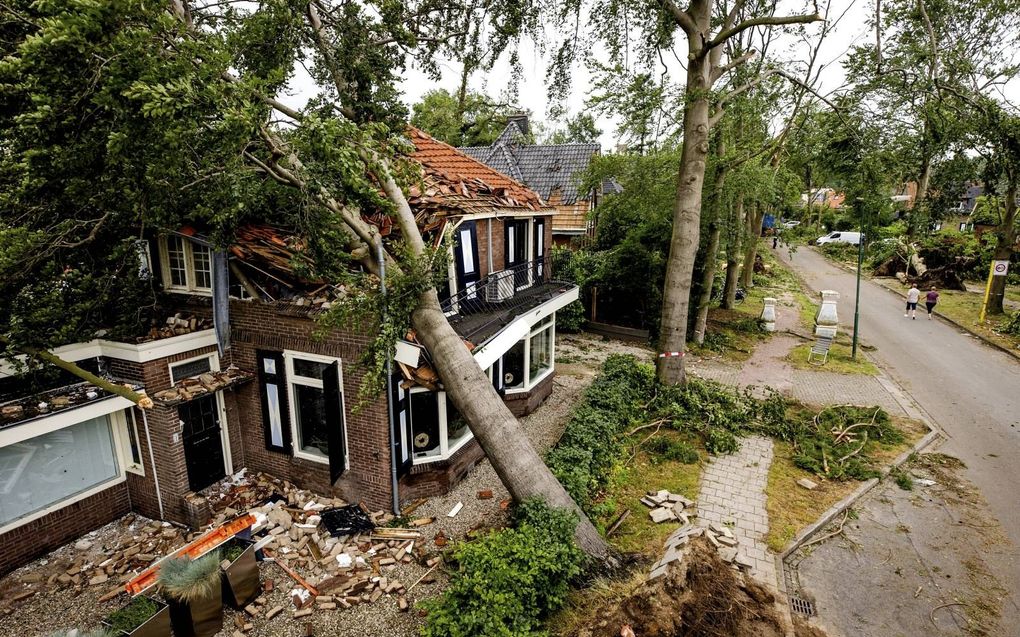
left=545, top=355, right=654, bottom=509
left=999, top=311, right=1020, bottom=337
left=647, top=437, right=700, bottom=464
left=420, top=500, right=582, bottom=637
left=704, top=428, right=739, bottom=455
left=105, top=596, right=161, bottom=635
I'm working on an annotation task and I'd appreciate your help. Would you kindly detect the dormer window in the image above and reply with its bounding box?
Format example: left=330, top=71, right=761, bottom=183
left=159, top=235, right=212, bottom=294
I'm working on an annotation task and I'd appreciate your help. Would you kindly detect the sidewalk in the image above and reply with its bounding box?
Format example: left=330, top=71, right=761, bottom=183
left=688, top=292, right=907, bottom=417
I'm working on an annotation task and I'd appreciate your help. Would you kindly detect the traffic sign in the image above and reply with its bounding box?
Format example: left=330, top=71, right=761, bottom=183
left=992, top=260, right=1010, bottom=277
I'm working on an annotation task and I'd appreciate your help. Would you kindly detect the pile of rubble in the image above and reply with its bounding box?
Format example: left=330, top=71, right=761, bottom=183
left=151, top=367, right=253, bottom=404
left=136, top=313, right=214, bottom=342
left=642, top=488, right=754, bottom=579
left=0, top=516, right=187, bottom=611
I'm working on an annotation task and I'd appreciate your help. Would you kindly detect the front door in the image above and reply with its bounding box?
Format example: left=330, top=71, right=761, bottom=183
left=453, top=221, right=481, bottom=300
left=505, top=219, right=530, bottom=289
left=180, top=394, right=226, bottom=492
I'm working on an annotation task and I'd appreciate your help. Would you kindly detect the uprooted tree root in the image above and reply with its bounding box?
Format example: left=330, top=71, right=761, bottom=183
left=574, top=538, right=785, bottom=637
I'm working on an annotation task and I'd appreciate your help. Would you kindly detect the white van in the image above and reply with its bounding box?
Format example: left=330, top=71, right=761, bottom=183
left=816, top=231, right=862, bottom=246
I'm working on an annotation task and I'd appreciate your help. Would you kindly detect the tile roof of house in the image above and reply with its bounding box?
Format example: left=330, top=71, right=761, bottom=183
left=407, top=126, right=547, bottom=216
left=458, top=121, right=601, bottom=205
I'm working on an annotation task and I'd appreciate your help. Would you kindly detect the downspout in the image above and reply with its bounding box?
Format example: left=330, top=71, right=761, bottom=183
left=379, top=240, right=400, bottom=515
left=140, top=408, right=165, bottom=520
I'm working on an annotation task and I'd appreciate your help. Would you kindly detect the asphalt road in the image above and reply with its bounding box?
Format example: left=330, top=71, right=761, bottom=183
left=774, top=245, right=1020, bottom=623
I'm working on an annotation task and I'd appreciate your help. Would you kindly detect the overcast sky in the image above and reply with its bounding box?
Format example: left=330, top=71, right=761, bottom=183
left=282, top=0, right=1018, bottom=151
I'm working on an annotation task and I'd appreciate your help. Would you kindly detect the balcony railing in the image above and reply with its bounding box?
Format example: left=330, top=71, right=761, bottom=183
left=439, top=256, right=554, bottom=318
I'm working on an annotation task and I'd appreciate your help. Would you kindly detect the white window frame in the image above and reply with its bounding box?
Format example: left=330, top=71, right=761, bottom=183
left=283, top=350, right=349, bottom=467
left=0, top=404, right=134, bottom=534
left=409, top=389, right=474, bottom=466
left=505, top=313, right=556, bottom=395
left=122, top=409, right=144, bottom=475
left=167, top=352, right=233, bottom=477
left=158, top=235, right=213, bottom=295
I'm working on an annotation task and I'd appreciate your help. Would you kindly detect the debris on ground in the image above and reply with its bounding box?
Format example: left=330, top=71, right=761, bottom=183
left=574, top=537, right=784, bottom=637
left=641, top=489, right=694, bottom=524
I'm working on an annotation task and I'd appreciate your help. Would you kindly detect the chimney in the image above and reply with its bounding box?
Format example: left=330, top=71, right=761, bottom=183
left=506, top=113, right=529, bottom=136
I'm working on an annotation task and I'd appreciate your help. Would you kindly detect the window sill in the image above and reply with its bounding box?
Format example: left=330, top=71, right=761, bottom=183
left=503, top=367, right=554, bottom=395
left=293, top=450, right=330, bottom=465
left=166, top=287, right=213, bottom=297
left=412, top=433, right=475, bottom=466
left=126, top=465, right=145, bottom=476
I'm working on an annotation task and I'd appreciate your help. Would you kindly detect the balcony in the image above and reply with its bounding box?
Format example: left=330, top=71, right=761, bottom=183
left=439, top=257, right=577, bottom=343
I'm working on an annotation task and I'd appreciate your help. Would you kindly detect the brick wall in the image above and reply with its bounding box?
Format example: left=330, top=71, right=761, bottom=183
left=503, top=371, right=555, bottom=417
left=225, top=300, right=395, bottom=510
left=400, top=439, right=486, bottom=501
left=0, top=483, right=131, bottom=576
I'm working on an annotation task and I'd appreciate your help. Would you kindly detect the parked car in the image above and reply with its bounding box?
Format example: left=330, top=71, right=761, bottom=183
left=781, top=220, right=801, bottom=229
left=816, top=231, right=863, bottom=245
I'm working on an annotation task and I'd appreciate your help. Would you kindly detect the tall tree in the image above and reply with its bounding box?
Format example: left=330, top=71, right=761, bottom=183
left=0, top=0, right=613, bottom=559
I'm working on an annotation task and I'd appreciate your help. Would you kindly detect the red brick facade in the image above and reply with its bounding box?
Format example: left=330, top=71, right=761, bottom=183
left=0, top=212, right=565, bottom=576
left=0, top=483, right=131, bottom=576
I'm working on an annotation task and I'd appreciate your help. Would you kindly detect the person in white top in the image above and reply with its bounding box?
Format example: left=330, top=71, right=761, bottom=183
left=905, top=283, right=920, bottom=319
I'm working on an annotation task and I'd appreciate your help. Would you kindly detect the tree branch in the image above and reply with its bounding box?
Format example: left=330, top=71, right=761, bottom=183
left=1, top=336, right=153, bottom=408
left=658, top=0, right=698, bottom=35
left=707, top=12, right=823, bottom=50
left=712, top=49, right=757, bottom=83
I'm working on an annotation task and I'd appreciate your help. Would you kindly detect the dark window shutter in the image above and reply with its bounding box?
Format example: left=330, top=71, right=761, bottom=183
left=504, top=219, right=511, bottom=269
left=391, top=378, right=413, bottom=478
left=256, top=350, right=291, bottom=453
left=323, top=361, right=346, bottom=484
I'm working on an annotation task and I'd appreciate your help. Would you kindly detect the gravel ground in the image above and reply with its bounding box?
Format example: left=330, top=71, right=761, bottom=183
left=0, top=332, right=652, bottom=637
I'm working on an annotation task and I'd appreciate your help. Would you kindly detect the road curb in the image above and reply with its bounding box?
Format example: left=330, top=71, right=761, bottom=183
left=778, top=427, right=941, bottom=561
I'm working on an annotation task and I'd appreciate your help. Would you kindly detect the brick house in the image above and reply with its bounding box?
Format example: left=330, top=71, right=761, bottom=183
left=0, top=129, right=578, bottom=574
left=459, top=115, right=615, bottom=246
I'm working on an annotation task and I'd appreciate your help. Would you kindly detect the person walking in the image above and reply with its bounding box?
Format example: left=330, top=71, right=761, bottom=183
left=925, top=286, right=940, bottom=320
left=905, top=283, right=920, bottom=319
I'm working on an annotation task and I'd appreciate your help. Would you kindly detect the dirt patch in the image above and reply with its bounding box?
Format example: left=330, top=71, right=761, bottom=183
left=571, top=538, right=784, bottom=637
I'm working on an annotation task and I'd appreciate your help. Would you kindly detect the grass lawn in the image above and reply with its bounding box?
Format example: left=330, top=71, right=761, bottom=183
left=786, top=341, right=879, bottom=375
left=596, top=429, right=703, bottom=555
left=764, top=414, right=928, bottom=553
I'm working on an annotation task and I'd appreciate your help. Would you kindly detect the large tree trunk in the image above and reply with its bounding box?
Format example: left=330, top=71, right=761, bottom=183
left=411, top=290, right=615, bottom=560
left=723, top=196, right=744, bottom=308
left=910, top=153, right=932, bottom=238
left=741, top=205, right=765, bottom=289
left=985, top=182, right=1017, bottom=316
left=656, top=51, right=711, bottom=385
left=693, top=138, right=729, bottom=343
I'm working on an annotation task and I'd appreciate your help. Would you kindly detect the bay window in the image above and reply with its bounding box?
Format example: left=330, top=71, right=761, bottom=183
left=502, top=314, right=555, bottom=392
left=409, top=390, right=474, bottom=464
left=0, top=413, right=122, bottom=528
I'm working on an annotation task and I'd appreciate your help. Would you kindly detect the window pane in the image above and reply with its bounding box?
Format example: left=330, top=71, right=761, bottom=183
left=171, top=357, right=212, bottom=383
left=295, top=384, right=329, bottom=457
left=503, top=339, right=526, bottom=389
left=529, top=327, right=552, bottom=381
left=459, top=228, right=475, bottom=274
left=126, top=415, right=141, bottom=465
left=293, top=358, right=329, bottom=380
left=266, top=382, right=284, bottom=447
left=192, top=244, right=212, bottom=289
left=166, top=236, right=187, bottom=287
left=445, top=397, right=471, bottom=447
left=410, top=392, right=441, bottom=458
left=0, top=415, right=118, bottom=526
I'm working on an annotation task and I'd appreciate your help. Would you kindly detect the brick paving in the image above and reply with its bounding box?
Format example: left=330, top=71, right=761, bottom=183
left=696, top=435, right=777, bottom=587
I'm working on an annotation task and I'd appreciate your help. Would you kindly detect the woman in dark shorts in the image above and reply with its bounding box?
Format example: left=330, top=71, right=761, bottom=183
left=925, top=286, right=939, bottom=320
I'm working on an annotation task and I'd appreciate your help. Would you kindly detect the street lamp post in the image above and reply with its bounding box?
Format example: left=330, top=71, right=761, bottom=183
left=851, top=198, right=865, bottom=360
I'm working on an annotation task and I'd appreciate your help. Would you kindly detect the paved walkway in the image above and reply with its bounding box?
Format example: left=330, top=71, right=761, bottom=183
left=696, top=435, right=776, bottom=587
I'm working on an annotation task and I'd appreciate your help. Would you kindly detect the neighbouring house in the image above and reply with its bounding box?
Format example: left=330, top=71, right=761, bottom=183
left=0, top=128, right=578, bottom=575
left=933, top=183, right=985, bottom=233
left=459, top=115, right=610, bottom=246
left=801, top=188, right=845, bottom=209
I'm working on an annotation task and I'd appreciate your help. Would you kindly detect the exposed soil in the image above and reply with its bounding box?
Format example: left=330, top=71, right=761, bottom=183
left=572, top=538, right=785, bottom=637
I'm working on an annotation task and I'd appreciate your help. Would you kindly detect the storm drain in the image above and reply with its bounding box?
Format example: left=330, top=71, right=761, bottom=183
left=789, top=595, right=816, bottom=616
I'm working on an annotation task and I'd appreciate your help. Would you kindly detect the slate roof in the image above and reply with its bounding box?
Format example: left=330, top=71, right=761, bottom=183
left=459, top=121, right=601, bottom=205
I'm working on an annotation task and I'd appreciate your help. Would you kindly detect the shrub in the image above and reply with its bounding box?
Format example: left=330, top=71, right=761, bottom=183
left=647, top=437, right=700, bottom=464
left=157, top=551, right=221, bottom=603
left=999, top=311, right=1020, bottom=337
left=546, top=355, right=655, bottom=509
left=105, top=596, right=162, bottom=634
left=704, top=428, right=739, bottom=455
left=420, top=500, right=582, bottom=637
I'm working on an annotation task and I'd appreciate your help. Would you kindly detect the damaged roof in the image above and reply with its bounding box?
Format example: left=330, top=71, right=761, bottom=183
left=407, top=127, right=549, bottom=217
left=459, top=121, right=601, bottom=205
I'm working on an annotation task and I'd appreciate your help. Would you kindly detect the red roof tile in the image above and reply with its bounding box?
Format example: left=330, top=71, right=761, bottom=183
left=407, top=127, right=547, bottom=213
